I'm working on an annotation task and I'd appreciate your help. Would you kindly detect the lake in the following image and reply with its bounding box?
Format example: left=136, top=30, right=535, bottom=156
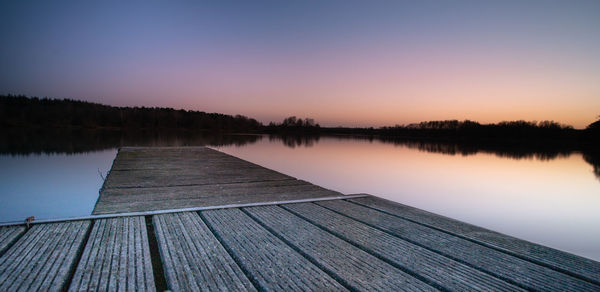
left=0, top=133, right=599, bottom=262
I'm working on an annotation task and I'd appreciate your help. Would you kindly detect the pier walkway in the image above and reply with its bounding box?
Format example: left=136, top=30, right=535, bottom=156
left=0, top=147, right=598, bottom=291
left=93, top=147, right=343, bottom=215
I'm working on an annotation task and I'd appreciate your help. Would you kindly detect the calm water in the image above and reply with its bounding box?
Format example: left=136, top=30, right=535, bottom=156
left=0, top=134, right=599, bottom=261
left=0, top=150, right=117, bottom=222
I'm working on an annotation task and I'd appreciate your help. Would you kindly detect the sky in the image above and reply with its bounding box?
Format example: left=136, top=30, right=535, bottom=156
left=1, top=0, right=599, bottom=128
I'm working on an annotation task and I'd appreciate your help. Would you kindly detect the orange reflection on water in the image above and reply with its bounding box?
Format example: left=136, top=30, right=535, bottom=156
left=217, top=137, right=600, bottom=261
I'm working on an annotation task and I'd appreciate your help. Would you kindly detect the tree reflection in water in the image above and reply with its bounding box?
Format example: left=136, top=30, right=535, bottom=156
left=1, top=129, right=598, bottom=180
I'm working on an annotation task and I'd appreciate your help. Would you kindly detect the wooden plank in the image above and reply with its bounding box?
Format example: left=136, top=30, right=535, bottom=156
left=103, top=147, right=293, bottom=189
left=349, top=195, right=600, bottom=285
left=98, top=180, right=333, bottom=203
left=94, top=188, right=341, bottom=214
left=153, top=212, right=256, bottom=291
left=318, top=199, right=600, bottom=291
left=94, top=146, right=343, bottom=214
left=68, top=217, right=155, bottom=291
left=0, top=221, right=90, bottom=291
left=112, top=157, right=281, bottom=171
left=114, top=146, right=229, bottom=166
left=201, top=208, right=348, bottom=291
left=103, top=169, right=292, bottom=189
left=282, top=202, right=524, bottom=291
left=0, top=226, right=26, bottom=256
left=244, top=205, right=437, bottom=291
left=0, top=195, right=366, bottom=226
left=114, top=146, right=255, bottom=165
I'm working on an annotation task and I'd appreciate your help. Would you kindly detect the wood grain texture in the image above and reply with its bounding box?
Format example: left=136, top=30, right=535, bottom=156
left=93, top=146, right=342, bottom=214
left=153, top=212, right=256, bottom=291
left=0, top=221, right=90, bottom=292
left=0, top=226, right=26, bottom=256
left=349, top=195, right=600, bottom=285
left=68, top=217, right=155, bottom=292
left=282, top=202, right=524, bottom=291
left=318, top=199, right=600, bottom=291
left=201, top=208, right=348, bottom=291
left=244, top=205, right=437, bottom=291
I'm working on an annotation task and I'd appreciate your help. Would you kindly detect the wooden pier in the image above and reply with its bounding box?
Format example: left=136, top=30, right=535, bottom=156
left=93, top=147, right=343, bottom=215
left=1, top=147, right=599, bottom=291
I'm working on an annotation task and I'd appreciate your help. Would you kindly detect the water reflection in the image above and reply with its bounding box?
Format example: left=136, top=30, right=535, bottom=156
left=1, top=129, right=599, bottom=180
left=216, top=137, right=600, bottom=261
left=583, top=150, right=600, bottom=181
left=0, top=128, right=262, bottom=155
left=269, top=134, right=575, bottom=160
left=268, top=134, right=321, bottom=148
left=1, top=129, right=598, bottom=260
left=0, top=149, right=117, bottom=222
left=266, top=134, right=598, bottom=179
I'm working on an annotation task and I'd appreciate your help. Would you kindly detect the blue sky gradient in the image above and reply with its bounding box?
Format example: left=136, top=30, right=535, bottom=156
left=1, top=0, right=599, bottom=127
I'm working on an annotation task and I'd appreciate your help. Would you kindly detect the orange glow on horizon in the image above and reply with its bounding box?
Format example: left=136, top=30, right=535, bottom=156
left=3, top=1, right=598, bottom=129
left=113, top=44, right=599, bottom=129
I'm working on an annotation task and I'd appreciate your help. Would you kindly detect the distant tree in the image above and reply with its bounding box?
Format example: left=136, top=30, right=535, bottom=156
left=0, top=94, right=263, bottom=132
left=264, top=116, right=321, bottom=134
left=282, top=116, right=297, bottom=127
left=590, top=116, right=600, bottom=130
left=585, top=117, right=600, bottom=144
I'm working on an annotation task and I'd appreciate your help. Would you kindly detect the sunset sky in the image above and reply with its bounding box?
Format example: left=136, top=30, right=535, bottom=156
left=1, top=1, right=599, bottom=128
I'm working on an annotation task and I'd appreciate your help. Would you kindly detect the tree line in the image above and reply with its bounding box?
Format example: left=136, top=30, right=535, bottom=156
left=2, top=94, right=598, bottom=144
left=319, top=119, right=599, bottom=145
left=0, top=94, right=261, bottom=132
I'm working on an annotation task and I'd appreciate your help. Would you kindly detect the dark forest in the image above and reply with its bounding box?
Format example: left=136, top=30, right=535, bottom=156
left=2, top=94, right=599, bottom=145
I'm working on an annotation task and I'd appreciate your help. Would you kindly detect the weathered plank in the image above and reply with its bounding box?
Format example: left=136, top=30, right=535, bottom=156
left=318, top=199, right=600, bottom=291
left=103, top=169, right=293, bottom=189
left=98, top=181, right=338, bottom=205
left=0, top=225, right=26, bottom=256
left=113, top=147, right=240, bottom=169
left=282, top=202, right=524, bottom=291
left=0, top=221, right=90, bottom=291
left=112, top=156, right=281, bottom=171
left=349, top=195, right=600, bottom=285
left=99, top=180, right=325, bottom=202
left=94, top=187, right=340, bottom=214
left=244, top=205, right=436, bottom=291
left=103, top=147, right=293, bottom=189
left=201, top=208, right=348, bottom=291
left=94, top=147, right=343, bottom=214
left=68, top=217, right=155, bottom=291
left=153, top=212, right=256, bottom=291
